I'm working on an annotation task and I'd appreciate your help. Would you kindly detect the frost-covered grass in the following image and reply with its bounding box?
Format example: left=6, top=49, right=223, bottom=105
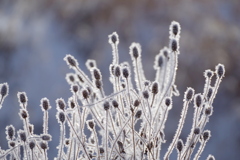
left=0, top=21, right=224, bottom=160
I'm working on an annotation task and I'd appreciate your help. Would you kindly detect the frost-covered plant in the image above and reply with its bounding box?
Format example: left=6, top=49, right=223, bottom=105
left=0, top=21, right=225, bottom=160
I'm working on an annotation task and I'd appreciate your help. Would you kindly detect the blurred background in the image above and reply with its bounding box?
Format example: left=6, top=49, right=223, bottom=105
left=0, top=0, right=239, bottom=159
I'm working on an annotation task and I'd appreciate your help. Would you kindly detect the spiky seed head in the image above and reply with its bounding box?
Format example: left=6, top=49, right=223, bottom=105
left=170, top=21, right=181, bottom=37
left=185, top=88, right=195, bottom=101
left=66, top=73, right=75, bottom=84
left=6, top=125, right=15, bottom=140
left=17, top=92, right=28, bottom=105
left=103, top=101, right=110, bottom=110
left=77, top=74, right=84, bottom=83
left=71, top=85, right=79, bottom=93
left=41, top=134, right=52, bottom=141
left=170, top=38, right=179, bottom=52
left=152, top=82, right=159, bottom=94
left=9, top=141, right=16, bottom=148
left=82, top=89, right=89, bottom=99
left=114, top=66, right=121, bottom=77
left=194, top=127, right=200, bottom=135
left=99, top=148, right=104, bottom=154
left=129, top=43, right=141, bottom=60
left=18, top=131, right=26, bottom=142
left=207, top=87, right=213, bottom=100
left=176, top=139, right=183, bottom=152
left=0, top=83, right=9, bottom=98
left=41, top=98, right=51, bottom=111
left=88, top=120, right=95, bottom=129
left=165, top=97, right=171, bottom=107
left=205, top=107, right=212, bottom=116
left=142, top=90, right=149, bottom=99
left=93, top=68, right=101, bottom=80
left=20, top=109, right=28, bottom=119
left=195, top=94, right=202, bottom=107
left=135, top=110, right=142, bottom=118
left=95, top=79, right=102, bottom=89
left=144, top=81, right=150, bottom=86
left=29, top=141, right=35, bottom=150
left=65, top=139, right=70, bottom=145
left=215, top=64, right=225, bottom=78
left=112, top=100, right=119, bottom=108
left=122, top=67, right=129, bottom=79
left=158, top=55, right=164, bottom=67
left=86, top=59, right=96, bottom=69
left=58, top=112, right=65, bottom=123
left=203, top=130, right=211, bottom=141
left=56, top=98, right=66, bottom=111
left=29, top=124, right=34, bottom=134
left=64, top=54, right=78, bottom=68
left=204, top=70, right=214, bottom=79
left=108, top=32, right=119, bottom=45
left=133, top=99, right=140, bottom=107
left=68, top=97, right=75, bottom=109
left=40, top=141, right=48, bottom=150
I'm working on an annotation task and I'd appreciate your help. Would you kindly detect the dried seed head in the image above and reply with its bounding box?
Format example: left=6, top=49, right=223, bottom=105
left=41, top=134, right=52, bottom=141
left=142, top=90, right=149, bottom=99
left=29, top=141, right=35, bottom=150
left=129, top=43, right=141, bottom=60
left=170, top=21, right=181, bottom=37
left=205, top=107, right=212, bottom=116
left=184, top=88, right=195, bottom=101
left=133, top=99, right=140, bottom=107
left=176, top=139, right=183, bottom=152
left=202, top=130, right=211, bottom=141
left=215, top=64, right=225, bottom=78
left=71, top=85, right=79, bottom=93
left=207, top=87, right=213, bottom=100
left=194, top=94, right=202, bottom=107
left=204, top=70, right=214, bottom=79
left=122, top=67, right=129, bottom=79
left=151, top=82, right=159, bottom=94
left=0, top=83, right=9, bottom=99
left=66, top=73, right=75, bottom=84
left=68, top=97, right=76, bottom=109
left=158, top=55, right=164, bottom=67
left=6, top=125, right=15, bottom=140
left=20, top=109, right=28, bottom=119
left=87, top=120, right=95, bottom=129
left=82, top=89, right=89, bottom=99
left=99, top=148, right=104, bottom=154
left=64, top=54, right=78, bottom=68
left=112, top=100, right=119, bottom=108
left=170, top=38, right=179, bottom=52
left=77, top=74, right=84, bottom=83
left=95, top=79, right=102, bottom=89
left=86, top=59, right=96, bottom=69
left=93, top=68, right=101, bottom=80
left=17, top=92, right=28, bottom=106
left=194, top=127, right=200, bottom=135
left=56, top=98, right=66, bottom=111
left=65, top=139, right=70, bottom=145
left=58, top=111, right=65, bottom=124
left=9, top=141, right=16, bottom=148
left=114, top=65, right=121, bottom=77
left=40, top=141, right=48, bottom=150
left=108, top=32, right=119, bottom=45
left=41, top=98, right=51, bottom=111
left=103, top=101, right=110, bottom=110
left=135, top=110, right=142, bottom=118
left=165, top=97, right=171, bottom=107
left=18, top=131, right=26, bottom=142
left=29, top=124, right=34, bottom=134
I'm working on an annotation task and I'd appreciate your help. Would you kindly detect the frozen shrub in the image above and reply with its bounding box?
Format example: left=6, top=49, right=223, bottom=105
left=0, top=21, right=224, bottom=160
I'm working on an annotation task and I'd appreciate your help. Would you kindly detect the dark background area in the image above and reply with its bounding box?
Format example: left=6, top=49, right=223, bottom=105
left=0, top=0, right=239, bottom=159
